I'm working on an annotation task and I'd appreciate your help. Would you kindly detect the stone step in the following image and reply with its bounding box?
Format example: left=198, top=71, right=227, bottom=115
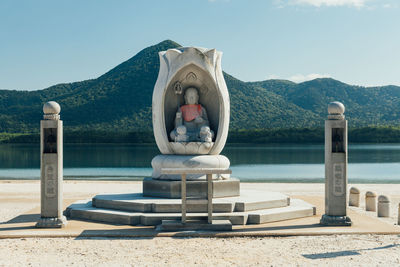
left=66, top=200, right=248, bottom=226
left=248, top=199, right=316, bottom=224
left=69, top=205, right=141, bottom=226
left=141, top=211, right=248, bottom=226
left=91, top=191, right=289, bottom=213
left=233, top=191, right=290, bottom=212
left=65, top=200, right=141, bottom=225
left=158, top=220, right=233, bottom=232
left=92, top=193, right=234, bottom=213
left=66, top=198, right=315, bottom=226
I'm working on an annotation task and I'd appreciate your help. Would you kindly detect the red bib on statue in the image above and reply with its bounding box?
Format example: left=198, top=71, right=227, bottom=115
left=180, top=104, right=202, bottom=122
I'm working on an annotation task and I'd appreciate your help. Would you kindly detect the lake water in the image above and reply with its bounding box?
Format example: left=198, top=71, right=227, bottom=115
left=1, top=143, right=400, bottom=183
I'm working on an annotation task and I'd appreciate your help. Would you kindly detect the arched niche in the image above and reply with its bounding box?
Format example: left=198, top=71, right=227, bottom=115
left=164, top=64, right=220, bottom=141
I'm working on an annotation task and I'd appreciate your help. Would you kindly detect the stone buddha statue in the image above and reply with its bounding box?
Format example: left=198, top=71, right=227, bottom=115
left=170, top=87, right=214, bottom=143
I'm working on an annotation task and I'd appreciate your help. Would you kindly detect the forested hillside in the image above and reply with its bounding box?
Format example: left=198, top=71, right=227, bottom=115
left=1, top=40, right=399, bottom=138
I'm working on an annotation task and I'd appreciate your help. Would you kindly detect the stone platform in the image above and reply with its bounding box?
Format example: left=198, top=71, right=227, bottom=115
left=3, top=181, right=400, bottom=238
left=65, top=189, right=316, bottom=226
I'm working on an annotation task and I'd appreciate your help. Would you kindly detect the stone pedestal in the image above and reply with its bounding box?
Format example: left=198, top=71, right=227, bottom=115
left=147, top=154, right=237, bottom=199
left=142, top=177, right=240, bottom=199
left=320, top=214, right=352, bottom=226
left=36, top=101, right=67, bottom=228
left=320, top=102, right=351, bottom=226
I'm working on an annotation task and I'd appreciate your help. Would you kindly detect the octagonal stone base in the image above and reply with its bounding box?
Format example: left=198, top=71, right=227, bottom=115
left=66, top=190, right=316, bottom=226
left=143, top=177, right=240, bottom=199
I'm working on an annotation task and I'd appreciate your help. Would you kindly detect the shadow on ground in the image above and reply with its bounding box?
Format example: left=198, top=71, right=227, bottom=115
left=75, top=228, right=157, bottom=240
left=2, top=214, right=40, bottom=224
left=302, top=244, right=400, bottom=259
left=0, top=214, right=39, bottom=231
left=233, top=223, right=322, bottom=233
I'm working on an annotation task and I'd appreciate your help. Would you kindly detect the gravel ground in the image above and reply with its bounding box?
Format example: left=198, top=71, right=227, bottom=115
left=0, top=235, right=399, bottom=266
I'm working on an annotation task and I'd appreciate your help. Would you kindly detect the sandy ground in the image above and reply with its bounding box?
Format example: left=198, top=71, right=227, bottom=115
left=0, top=235, right=399, bottom=266
left=0, top=181, right=400, bottom=266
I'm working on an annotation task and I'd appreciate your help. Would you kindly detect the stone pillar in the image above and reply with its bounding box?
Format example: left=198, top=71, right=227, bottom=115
left=398, top=203, right=400, bottom=225
left=320, top=101, right=351, bottom=226
left=365, top=191, right=377, bottom=212
left=36, top=101, right=67, bottom=228
left=377, top=195, right=390, bottom=217
left=349, top=187, right=360, bottom=207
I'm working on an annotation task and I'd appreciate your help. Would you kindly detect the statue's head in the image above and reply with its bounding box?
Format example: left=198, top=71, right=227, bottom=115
left=184, top=87, right=199, bottom=105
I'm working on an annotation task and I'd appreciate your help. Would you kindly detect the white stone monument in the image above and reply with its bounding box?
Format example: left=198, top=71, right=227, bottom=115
left=36, top=101, right=67, bottom=228
left=320, top=101, right=351, bottom=226
left=143, top=46, right=239, bottom=198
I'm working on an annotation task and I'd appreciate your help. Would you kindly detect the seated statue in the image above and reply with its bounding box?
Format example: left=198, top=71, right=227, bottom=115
left=170, top=87, right=214, bottom=142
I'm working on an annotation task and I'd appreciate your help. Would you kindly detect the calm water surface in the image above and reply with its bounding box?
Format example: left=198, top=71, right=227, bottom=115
left=1, top=143, right=400, bottom=183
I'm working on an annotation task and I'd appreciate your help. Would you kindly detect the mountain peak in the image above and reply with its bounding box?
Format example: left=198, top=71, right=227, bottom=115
left=137, top=40, right=182, bottom=57
left=300, top=77, right=348, bottom=87
left=156, top=39, right=181, bottom=48
left=100, top=40, right=181, bottom=79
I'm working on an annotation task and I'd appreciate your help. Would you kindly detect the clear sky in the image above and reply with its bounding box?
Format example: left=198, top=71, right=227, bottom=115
left=0, top=0, right=399, bottom=90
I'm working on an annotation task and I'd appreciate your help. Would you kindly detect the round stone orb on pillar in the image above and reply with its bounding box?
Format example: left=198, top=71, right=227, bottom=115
left=328, top=101, right=345, bottom=120
left=43, top=101, right=61, bottom=120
